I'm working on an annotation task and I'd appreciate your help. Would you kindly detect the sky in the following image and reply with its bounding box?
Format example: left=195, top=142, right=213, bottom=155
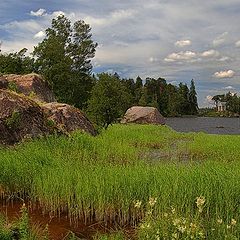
left=0, top=0, right=240, bottom=107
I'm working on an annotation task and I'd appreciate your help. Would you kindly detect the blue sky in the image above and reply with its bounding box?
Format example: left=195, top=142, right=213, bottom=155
left=0, top=0, right=240, bottom=107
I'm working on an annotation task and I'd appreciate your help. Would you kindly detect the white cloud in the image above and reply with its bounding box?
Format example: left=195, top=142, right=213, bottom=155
left=206, top=95, right=214, bottom=104
left=175, top=39, right=191, bottom=47
left=201, top=49, right=220, bottom=58
left=164, top=51, right=197, bottom=62
left=224, top=85, right=234, bottom=89
left=84, top=9, right=137, bottom=27
left=2, top=20, right=42, bottom=33
left=213, top=32, right=228, bottom=46
left=52, top=11, right=66, bottom=17
left=30, top=9, right=47, bottom=17
left=111, top=9, right=136, bottom=20
left=34, top=30, right=45, bottom=39
left=169, top=80, right=177, bottom=85
left=214, top=70, right=235, bottom=78
left=218, top=56, right=230, bottom=62
left=235, top=40, right=240, bottom=47
left=149, top=57, right=158, bottom=63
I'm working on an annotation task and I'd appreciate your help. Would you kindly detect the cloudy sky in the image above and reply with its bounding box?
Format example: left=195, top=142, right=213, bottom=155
left=0, top=0, right=240, bottom=107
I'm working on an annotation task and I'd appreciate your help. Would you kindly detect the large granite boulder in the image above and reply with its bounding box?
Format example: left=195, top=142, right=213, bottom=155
left=0, top=90, right=49, bottom=145
left=121, top=106, right=165, bottom=125
left=0, top=73, right=97, bottom=145
left=42, top=102, right=97, bottom=136
left=3, top=74, right=55, bottom=103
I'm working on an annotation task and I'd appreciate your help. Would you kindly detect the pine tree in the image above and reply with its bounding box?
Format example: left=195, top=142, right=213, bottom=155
left=189, top=79, right=198, bottom=114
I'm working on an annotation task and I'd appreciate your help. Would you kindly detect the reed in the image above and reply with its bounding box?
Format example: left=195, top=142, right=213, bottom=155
left=1, top=124, right=240, bottom=239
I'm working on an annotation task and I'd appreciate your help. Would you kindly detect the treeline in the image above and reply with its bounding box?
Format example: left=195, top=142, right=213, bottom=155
left=120, top=76, right=198, bottom=116
left=0, top=15, right=198, bottom=128
left=212, top=93, right=240, bottom=114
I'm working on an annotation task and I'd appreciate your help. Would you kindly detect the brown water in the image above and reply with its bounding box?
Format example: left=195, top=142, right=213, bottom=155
left=166, top=117, right=240, bottom=135
left=0, top=201, right=107, bottom=240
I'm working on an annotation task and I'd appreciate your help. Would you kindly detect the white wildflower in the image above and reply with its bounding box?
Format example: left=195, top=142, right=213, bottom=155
left=171, top=207, right=176, bottom=214
left=217, top=218, right=223, bottom=224
left=149, top=197, right=157, bottom=207
left=134, top=200, right=142, bottom=208
left=231, top=218, right=237, bottom=226
left=173, top=218, right=181, bottom=226
left=196, top=196, right=205, bottom=213
left=178, top=226, right=186, bottom=233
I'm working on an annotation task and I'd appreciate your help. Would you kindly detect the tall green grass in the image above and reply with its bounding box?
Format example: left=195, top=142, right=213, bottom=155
left=1, top=124, right=240, bottom=238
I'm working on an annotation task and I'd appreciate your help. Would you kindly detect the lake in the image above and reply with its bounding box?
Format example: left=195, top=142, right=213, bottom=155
left=166, top=117, right=240, bottom=135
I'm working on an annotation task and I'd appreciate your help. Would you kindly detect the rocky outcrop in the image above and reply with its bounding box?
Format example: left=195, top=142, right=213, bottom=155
left=121, top=106, right=165, bottom=125
left=0, top=90, right=49, bottom=145
left=42, top=102, right=97, bottom=136
left=0, top=73, right=97, bottom=145
left=0, top=90, right=96, bottom=145
left=3, top=74, right=55, bottom=103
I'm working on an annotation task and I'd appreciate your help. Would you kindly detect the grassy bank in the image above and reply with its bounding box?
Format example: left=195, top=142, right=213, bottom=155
left=0, top=124, right=240, bottom=239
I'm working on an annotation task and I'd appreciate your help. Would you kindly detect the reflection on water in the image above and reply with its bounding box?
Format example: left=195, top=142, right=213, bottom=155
left=166, top=117, right=240, bottom=135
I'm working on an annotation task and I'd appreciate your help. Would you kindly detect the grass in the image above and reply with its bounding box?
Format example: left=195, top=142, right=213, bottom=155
left=0, top=124, right=240, bottom=239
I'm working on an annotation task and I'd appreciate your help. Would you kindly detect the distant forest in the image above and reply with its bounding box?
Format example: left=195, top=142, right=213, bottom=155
left=0, top=15, right=198, bottom=128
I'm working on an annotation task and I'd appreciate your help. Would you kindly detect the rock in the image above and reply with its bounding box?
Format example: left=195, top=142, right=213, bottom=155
left=0, top=76, right=8, bottom=89
left=0, top=89, right=49, bottom=145
left=0, top=90, right=96, bottom=145
left=42, top=102, right=97, bottom=136
left=121, top=106, right=165, bottom=125
left=3, top=74, right=55, bottom=103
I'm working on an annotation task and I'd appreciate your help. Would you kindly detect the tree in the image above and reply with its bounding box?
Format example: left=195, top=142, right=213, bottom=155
left=177, top=82, right=190, bottom=115
left=33, top=15, right=97, bottom=108
left=166, top=84, right=180, bottom=116
left=87, top=73, right=131, bottom=129
left=135, top=76, right=143, bottom=104
left=189, top=79, right=198, bottom=114
left=0, top=48, right=35, bottom=74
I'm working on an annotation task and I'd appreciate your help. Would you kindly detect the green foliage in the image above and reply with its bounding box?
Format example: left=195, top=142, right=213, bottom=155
left=87, top=73, right=132, bottom=128
left=5, top=110, right=21, bottom=129
left=28, top=91, right=37, bottom=99
left=0, top=125, right=240, bottom=239
left=18, top=203, right=30, bottom=240
left=0, top=205, right=47, bottom=240
left=0, top=48, right=35, bottom=74
left=7, top=81, right=18, bottom=92
left=0, top=215, right=12, bottom=240
left=118, top=75, right=199, bottom=117
left=66, top=232, right=79, bottom=240
left=46, top=119, right=56, bottom=129
left=33, top=15, right=97, bottom=109
left=189, top=79, right=198, bottom=114
left=94, top=232, right=125, bottom=240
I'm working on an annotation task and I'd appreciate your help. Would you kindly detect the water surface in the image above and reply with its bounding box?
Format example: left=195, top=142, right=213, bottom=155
left=166, top=117, right=240, bottom=135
